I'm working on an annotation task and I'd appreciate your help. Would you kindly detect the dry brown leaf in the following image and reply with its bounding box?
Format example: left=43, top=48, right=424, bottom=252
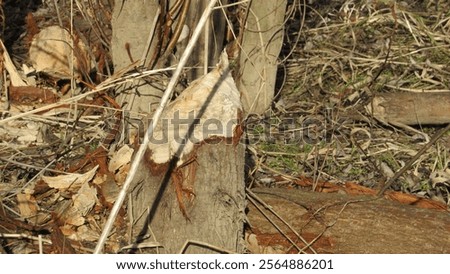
left=108, top=145, right=133, bottom=173
left=96, top=175, right=120, bottom=204
left=386, top=191, right=448, bottom=211
left=61, top=181, right=98, bottom=226
left=59, top=225, right=76, bottom=237
left=115, top=163, right=130, bottom=186
left=16, top=193, right=38, bottom=218
left=42, top=165, right=98, bottom=190
left=67, top=225, right=99, bottom=242
left=72, top=181, right=97, bottom=217
left=29, top=25, right=91, bottom=79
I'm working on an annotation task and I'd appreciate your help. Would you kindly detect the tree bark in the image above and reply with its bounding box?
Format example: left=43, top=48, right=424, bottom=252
left=369, top=92, right=450, bottom=125
left=237, top=0, right=287, bottom=115
left=175, top=0, right=228, bottom=80
left=248, top=187, right=450, bottom=254
left=111, top=0, right=163, bottom=141
left=129, top=142, right=246, bottom=254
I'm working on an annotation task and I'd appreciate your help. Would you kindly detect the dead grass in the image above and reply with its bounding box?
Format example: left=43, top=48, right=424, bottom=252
left=248, top=0, right=450, bottom=207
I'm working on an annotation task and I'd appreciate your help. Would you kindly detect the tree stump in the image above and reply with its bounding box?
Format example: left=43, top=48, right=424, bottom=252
left=129, top=142, right=246, bottom=253
left=127, top=52, right=245, bottom=254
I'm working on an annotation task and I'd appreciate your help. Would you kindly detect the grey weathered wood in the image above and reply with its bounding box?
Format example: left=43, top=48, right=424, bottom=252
left=237, top=0, right=287, bottom=114
left=369, top=92, right=450, bottom=125
left=175, top=0, right=228, bottom=80
left=249, top=187, right=450, bottom=253
left=129, top=142, right=246, bottom=253
left=111, top=0, right=164, bottom=144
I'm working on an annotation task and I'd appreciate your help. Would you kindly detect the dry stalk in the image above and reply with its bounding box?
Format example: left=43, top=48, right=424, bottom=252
left=377, top=123, right=450, bottom=196
left=0, top=66, right=173, bottom=125
left=179, top=240, right=235, bottom=254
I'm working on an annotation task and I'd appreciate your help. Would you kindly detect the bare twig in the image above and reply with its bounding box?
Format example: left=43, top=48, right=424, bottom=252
left=377, top=123, right=450, bottom=196
left=247, top=188, right=315, bottom=254
left=179, top=240, right=235, bottom=254
left=0, top=233, right=94, bottom=253
left=0, top=233, right=52, bottom=244
left=0, top=65, right=173, bottom=125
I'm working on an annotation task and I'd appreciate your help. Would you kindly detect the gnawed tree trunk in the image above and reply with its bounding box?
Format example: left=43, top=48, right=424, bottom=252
left=129, top=143, right=246, bottom=253
left=247, top=187, right=450, bottom=254
left=237, top=0, right=287, bottom=114
left=127, top=51, right=245, bottom=254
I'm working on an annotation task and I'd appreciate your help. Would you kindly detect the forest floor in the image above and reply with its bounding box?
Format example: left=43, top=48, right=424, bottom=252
left=0, top=0, right=449, bottom=253
left=245, top=0, right=450, bottom=253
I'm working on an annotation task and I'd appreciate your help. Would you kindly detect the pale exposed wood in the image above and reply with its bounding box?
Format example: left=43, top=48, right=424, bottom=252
left=369, top=92, right=450, bottom=125
left=249, top=187, right=450, bottom=254
left=129, top=143, right=246, bottom=254
left=147, top=52, right=242, bottom=166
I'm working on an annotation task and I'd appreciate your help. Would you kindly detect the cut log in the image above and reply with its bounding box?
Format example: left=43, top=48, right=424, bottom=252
left=368, top=92, right=450, bottom=125
left=248, top=187, right=450, bottom=254
left=129, top=142, right=246, bottom=253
